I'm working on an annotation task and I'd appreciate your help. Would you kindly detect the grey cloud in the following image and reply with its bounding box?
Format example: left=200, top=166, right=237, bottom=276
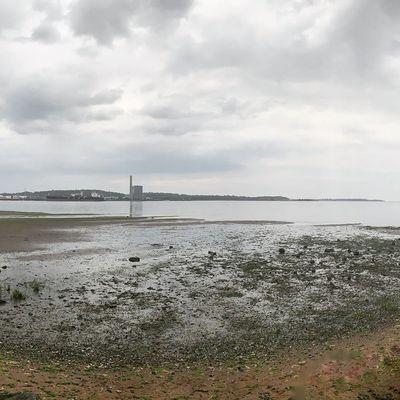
left=13, top=132, right=297, bottom=177
left=139, top=95, right=214, bottom=135
left=91, top=89, right=123, bottom=104
left=379, top=0, right=400, bottom=18
left=139, top=94, right=260, bottom=136
left=69, top=0, right=137, bottom=45
left=170, top=0, right=399, bottom=85
left=143, top=96, right=251, bottom=120
left=0, top=1, right=30, bottom=33
left=135, top=0, right=193, bottom=30
left=143, top=119, right=207, bottom=136
left=1, top=139, right=242, bottom=176
left=85, top=108, right=124, bottom=121
left=1, top=77, right=123, bottom=133
left=141, top=100, right=209, bottom=121
left=110, top=148, right=241, bottom=175
left=69, top=0, right=193, bottom=45
left=142, top=104, right=192, bottom=120
left=32, top=22, right=61, bottom=43
left=33, top=0, right=63, bottom=19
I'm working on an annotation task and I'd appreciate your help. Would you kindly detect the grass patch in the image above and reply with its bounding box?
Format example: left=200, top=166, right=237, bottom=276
left=11, top=289, right=26, bottom=302
left=28, top=280, right=43, bottom=294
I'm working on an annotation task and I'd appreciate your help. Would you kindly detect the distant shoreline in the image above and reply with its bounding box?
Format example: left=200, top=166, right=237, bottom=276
left=0, top=189, right=385, bottom=202
left=0, top=198, right=385, bottom=202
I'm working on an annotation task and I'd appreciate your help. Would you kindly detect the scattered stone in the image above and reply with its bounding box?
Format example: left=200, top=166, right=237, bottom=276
left=278, top=248, right=285, bottom=255
left=325, top=248, right=334, bottom=253
left=0, top=299, right=6, bottom=306
left=208, top=251, right=217, bottom=257
left=129, top=257, right=140, bottom=263
left=169, top=245, right=174, bottom=249
left=1, top=265, right=7, bottom=269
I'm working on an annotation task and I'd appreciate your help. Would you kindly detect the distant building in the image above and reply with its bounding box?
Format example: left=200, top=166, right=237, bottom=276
left=133, top=185, right=143, bottom=201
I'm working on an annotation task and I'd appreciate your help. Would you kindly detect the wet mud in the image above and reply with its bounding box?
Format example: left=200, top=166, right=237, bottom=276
left=1, top=219, right=400, bottom=367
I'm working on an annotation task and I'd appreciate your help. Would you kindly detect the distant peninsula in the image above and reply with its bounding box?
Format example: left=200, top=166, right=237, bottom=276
left=0, top=190, right=384, bottom=202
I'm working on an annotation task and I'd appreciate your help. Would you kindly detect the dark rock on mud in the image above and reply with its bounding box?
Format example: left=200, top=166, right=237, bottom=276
left=278, top=248, right=285, bottom=254
left=0, top=393, right=40, bottom=400
left=128, top=257, right=140, bottom=263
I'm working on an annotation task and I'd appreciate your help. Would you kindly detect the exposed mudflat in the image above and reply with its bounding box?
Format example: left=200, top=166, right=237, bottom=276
left=1, top=217, right=400, bottom=367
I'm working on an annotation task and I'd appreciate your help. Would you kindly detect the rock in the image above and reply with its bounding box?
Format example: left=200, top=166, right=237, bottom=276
left=0, top=299, right=6, bottom=306
left=353, top=250, right=360, bottom=256
left=208, top=251, right=217, bottom=257
left=169, top=245, right=174, bottom=249
left=278, top=248, right=285, bottom=255
left=1, top=265, right=7, bottom=269
left=325, top=248, right=334, bottom=253
left=0, top=393, right=40, bottom=400
left=128, top=257, right=140, bottom=263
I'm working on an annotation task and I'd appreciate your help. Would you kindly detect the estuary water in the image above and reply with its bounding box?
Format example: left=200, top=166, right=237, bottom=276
left=0, top=200, right=399, bottom=226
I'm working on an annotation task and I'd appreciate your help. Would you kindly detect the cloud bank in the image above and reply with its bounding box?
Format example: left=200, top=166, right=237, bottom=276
left=1, top=0, right=400, bottom=198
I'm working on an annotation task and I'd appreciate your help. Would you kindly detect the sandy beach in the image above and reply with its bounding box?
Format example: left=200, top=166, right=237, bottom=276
left=2, top=213, right=400, bottom=399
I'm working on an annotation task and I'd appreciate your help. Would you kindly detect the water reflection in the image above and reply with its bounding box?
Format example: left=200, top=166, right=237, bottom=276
left=129, top=201, right=143, bottom=218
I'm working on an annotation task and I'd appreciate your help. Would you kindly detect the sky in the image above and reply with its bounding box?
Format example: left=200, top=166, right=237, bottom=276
left=1, top=0, right=400, bottom=199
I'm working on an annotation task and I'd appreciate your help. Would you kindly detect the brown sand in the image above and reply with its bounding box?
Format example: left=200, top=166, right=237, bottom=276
left=1, top=325, right=400, bottom=399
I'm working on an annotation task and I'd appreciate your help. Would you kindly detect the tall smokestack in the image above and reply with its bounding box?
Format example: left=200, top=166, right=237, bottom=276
left=129, top=175, right=133, bottom=202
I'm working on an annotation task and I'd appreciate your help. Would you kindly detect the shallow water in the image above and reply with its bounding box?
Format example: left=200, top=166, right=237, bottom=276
left=1, top=200, right=400, bottom=226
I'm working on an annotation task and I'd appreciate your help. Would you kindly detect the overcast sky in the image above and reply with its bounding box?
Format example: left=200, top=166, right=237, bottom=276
left=1, top=0, right=400, bottom=198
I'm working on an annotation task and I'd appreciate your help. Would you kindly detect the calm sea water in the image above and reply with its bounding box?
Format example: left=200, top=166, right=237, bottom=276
left=1, top=200, right=399, bottom=226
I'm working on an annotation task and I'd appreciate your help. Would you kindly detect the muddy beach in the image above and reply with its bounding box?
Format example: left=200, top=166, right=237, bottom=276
left=2, top=213, right=400, bottom=398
